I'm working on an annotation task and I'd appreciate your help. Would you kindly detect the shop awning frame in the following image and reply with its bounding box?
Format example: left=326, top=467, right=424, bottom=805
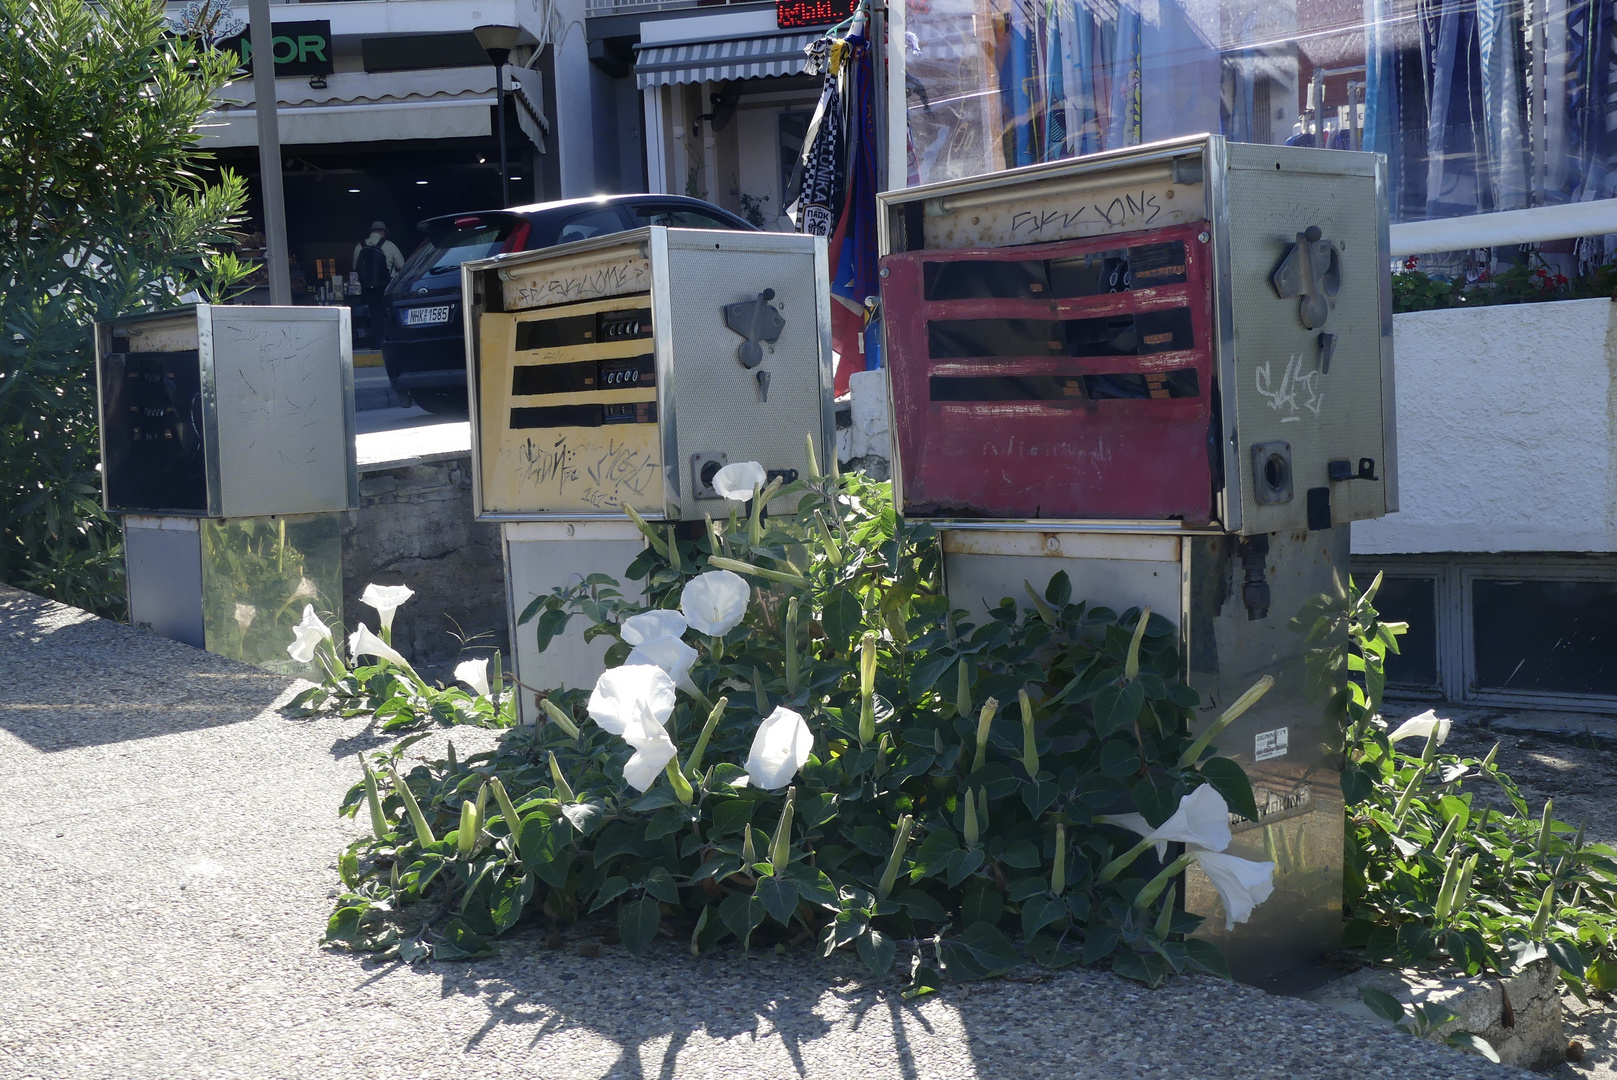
left=634, top=30, right=818, bottom=89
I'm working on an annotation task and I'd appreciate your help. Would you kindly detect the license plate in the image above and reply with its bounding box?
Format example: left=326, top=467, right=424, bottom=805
left=404, top=305, right=450, bottom=327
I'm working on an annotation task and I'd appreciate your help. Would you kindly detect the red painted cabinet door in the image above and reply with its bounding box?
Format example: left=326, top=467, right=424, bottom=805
left=881, top=223, right=1216, bottom=524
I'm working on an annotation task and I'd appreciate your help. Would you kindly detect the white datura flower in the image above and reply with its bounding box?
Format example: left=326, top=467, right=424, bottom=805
left=349, top=623, right=411, bottom=669
left=360, top=583, right=415, bottom=633
left=455, top=657, right=491, bottom=698
left=1190, top=849, right=1277, bottom=930
left=739, top=706, right=814, bottom=790
left=626, top=635, right=700, bottom=694
left=233, top=603, right=257, bottom=632
left=286, top=604, right=332, bottom=664
left=680, top=569, right=750, bottom=636
left=711, top=460, right=768, bottom=501
left=587, top=664, right=679, bottom=792
left=1099, top=782, right=1233, bottom=859
left=1387, top=709, right=1451, bottom=746
left=621, top=609, right=688, bottom=646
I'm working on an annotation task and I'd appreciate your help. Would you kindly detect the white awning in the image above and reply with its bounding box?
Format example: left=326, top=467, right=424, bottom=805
left=634, top=31, right=817, bottom=89
left=201, top=68, right=502, bottom=147
left=1390, top=198, right=1617, bottom=256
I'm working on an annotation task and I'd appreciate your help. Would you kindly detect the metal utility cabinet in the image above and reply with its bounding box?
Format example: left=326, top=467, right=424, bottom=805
left=95, top=305, right=358, bottom=676
left=463, top=227, right=837, bottom=720
left=878, top=134, right=1397, bottom=981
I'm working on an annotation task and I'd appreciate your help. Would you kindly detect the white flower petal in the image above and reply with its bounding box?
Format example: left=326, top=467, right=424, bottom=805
left=360, top=583, right=416, bottom=633
left=680, top=569, right=750, bottom=636
left=712, top=461, right=768, bottom=502
left=233, top=603, right=257, bottom=632
left=455, top=658, right=492, bottom=698
left=1190, top=850, right=1276, bottom=930
left=587, top=664, right=676, bottom=736
left=349, top=623, right=411, bottom=669
left=743, top=706, right=814, bottom=790
left=1099, top=784, right=1233, bottom=858
left=618, top=697, right=680, bottom=792
left=626, top=635, right=700, bottom=694
left=621, top=609, right=688, bottom=646
left=1388, top=710, right=1451, bottom=746
left=286, top=604, right=332, bottom=664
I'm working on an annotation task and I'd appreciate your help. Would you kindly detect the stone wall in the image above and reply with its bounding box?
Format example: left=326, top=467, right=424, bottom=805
left=342, top=454, right=506, bottom=677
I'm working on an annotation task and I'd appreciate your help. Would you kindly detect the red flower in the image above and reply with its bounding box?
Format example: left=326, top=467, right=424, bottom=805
left=1403, top=256, right=1419, bottom=271
left=1556, top=274, right=1570, bottom=286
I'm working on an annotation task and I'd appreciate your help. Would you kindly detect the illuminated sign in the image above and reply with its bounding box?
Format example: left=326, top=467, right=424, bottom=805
left=776, top=0, right=855, bottom=30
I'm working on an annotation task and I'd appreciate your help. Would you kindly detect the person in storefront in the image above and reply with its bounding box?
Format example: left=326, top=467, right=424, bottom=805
left=353, top=221, right=404, bottom=348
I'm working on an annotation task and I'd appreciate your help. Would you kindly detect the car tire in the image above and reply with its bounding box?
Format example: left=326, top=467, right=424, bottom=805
left=410, top=387, right=469, bottom=416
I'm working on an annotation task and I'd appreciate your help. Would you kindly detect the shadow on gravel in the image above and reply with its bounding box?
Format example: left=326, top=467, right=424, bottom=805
left=0, top=585, right=296, bottom=752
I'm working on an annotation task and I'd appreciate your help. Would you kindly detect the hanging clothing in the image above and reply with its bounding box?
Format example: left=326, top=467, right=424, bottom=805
left=828, top=18, right=882, bottom=395
left=788, top=37, right=845, bottom=237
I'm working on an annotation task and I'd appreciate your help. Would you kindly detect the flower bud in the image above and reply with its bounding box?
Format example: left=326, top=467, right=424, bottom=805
left=1433, top=849, right=1463, bottom=922
left=1019, top=689, right=1039, bottom=778
left=860, top=631, right=879, bottom=698
left=1481, top=742, right=1499, bottom=770
left=361, top=763, right=390, bottom=840
left=549, top=752, right=576, bottom=803
left=386, top=765, right=435, bottom=846
left=1154, top=883, right=1177, bottom=940
left=684, top=695, right=728, bottom=774
left=963, top=788, right=980, bottom=848
left=876, top=814, right=914, bottom=901
left=971, top=698, right=1000, bottom=773
left=804, top=432, right=821, bottom=480
left=785, top=598, right=801, bottom=694
left=458, top=799, right=479, bottom=858
left=1530, top=882, right=1556, bottom=938
left=666, top=525, right=683, bottom=573
left=1051, top=823, right=1067, bottom=895
left=489, top=776, right=523, bottom=849
left=1024, top=581, right=1056, bottom=625
left=1432, top=814, right=1461, bottom=858
left=742, top=826, right=758, bottom=867
left=1177, top=676, right=1274, bottom=767
left=873, top=733, right=890, bottom=779
left=623, top=503, right=670, bottom=557
left=956, top=659, right=973, bottom=717
left=540, top=697, right=581, bottom=741
left=770, top=787, right=796, bottom=872
left=1536, top=799, right=1554, bottom=854
left=1124, top=607, right=1151, bottom=682
left=814, top=511, right=843, bottom=566
left=664, top=757, right=695, bottom=807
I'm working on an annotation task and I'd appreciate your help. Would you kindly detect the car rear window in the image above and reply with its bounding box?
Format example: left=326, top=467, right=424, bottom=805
left=390, top=216, right=529, bottom=293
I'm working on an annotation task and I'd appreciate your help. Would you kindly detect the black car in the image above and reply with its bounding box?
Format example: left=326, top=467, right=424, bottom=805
left=381, top=194, right=757, bottom=413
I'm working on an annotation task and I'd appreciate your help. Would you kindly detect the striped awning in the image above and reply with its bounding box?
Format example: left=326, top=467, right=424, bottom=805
left=634, top=31, right=817, bottom=89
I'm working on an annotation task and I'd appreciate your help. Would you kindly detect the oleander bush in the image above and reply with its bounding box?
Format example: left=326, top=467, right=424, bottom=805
left=311, top=453, right=1279, bottom=987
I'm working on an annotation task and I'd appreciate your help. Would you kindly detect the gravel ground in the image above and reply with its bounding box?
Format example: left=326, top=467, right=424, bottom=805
left=0, top=587, right=1541, bottom=1080
left=1387, top=702, right=1617, bottom=1080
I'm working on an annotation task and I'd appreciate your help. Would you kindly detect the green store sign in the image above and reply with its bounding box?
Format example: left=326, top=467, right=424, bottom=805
left=221, top=20, right=334, bottom=77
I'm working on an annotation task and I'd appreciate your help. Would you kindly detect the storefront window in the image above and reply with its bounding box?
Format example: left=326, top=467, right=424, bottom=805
left=902, top=0, right=1617, bottom=228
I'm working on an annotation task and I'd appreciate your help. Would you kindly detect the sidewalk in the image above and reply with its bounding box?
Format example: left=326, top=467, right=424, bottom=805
left=0, top=585, right=1529, bottom=1080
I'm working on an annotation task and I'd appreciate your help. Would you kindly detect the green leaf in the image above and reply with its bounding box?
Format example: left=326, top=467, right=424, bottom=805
left=560, top=801, right=607, bottom=836
left=857, top=929, right=898, bottom=974
left=939, top=922, right=1021, bottom=980
left=642, top=866, right=680, bottom=904
left=907, top=650, right=959, bottom=703
left=944, top=846, right=986, bottom=887
left=1021, top=895, right=1068, bottom=940
left=757, top=875, right=801, bottom=925
left=1359, top=986, right=1407, bottom=1024
left=488, top=872, right=535, bottom=933
left=435, top=919, right=495, bottom=960
left=1444, top=1032, right=1501, bottom=1063
left=1546, top=938, right=1589, bottom=977
left=710, top=800, right=754, bottom=837
left=1109, top=949, right=1170, bottom=987
left=897, top=888, right=948, bottom=923
left=1021, top=781, right=1060, bottom=819
left=1396, top=922, right=1437, bottom=965
left=999, top=839, right=1041, bottom=869
left=1100, top=738, right=1140, bottom=776
left=1182, top=938, right=1231, bottom=979
left=1092, top=681, right=1145, bottom=738
left=720, top=891, right=767, bottom=947
left=618, top=897, right=662, bottom=955
left=962, top=888, right=1004, bottom=926
left=822, top=589, right=863, bottom=651
left=1044, top=570, right=1072, bottom=608
left=1197, top=758, right=1260, bottom=822
left=1081, top=924, right=1120, bottom=965
left=520, top=816, right=572, bottom=888
left=589, top=876, right=632, bottom=912
left=1024, top=932, right=1083, bottom=968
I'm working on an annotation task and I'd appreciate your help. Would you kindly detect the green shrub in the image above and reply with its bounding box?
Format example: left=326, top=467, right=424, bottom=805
left=0, top=0, right=249, bottom=614
left=317, top=461, right=1276, bottom=988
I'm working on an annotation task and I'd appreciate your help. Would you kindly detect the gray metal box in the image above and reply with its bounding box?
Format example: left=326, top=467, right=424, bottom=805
left=123, top=512, right=344, bottom=678
left=95, top=305, right=359, bottom=518
left=463, top=227, right=836, bottom=522
left=940, top=522, right=1346, bottom=982
left=878, top=134, right=1397, bottom=536
left=502, top=520, right=646, bottom=724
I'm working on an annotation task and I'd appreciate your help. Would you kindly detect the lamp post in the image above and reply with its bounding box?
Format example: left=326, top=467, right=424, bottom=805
left=474, top=24, right=521, bottom=207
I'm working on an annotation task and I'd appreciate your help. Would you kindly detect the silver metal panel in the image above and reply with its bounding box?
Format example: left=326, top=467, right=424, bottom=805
left=503, top=520, right=647, bottom=724
left=941, top=529, right=1185, bottom=627
left=1373, top=155, right=1401, bottom=514
left=1203, top=137, right=1243, bottom=533
left=463, top=227, right=834, bottom=522
left=663, top=229, right=831, bottom=519
left=1183, top=526, right=1348, bottom=981
left=206, top=306, right=355, bottom=518
left=198, top=513, right=343, bottom=679
left=124, top=516, right=204, bottom=648
left=1223, top=144, right=1390, bottom=533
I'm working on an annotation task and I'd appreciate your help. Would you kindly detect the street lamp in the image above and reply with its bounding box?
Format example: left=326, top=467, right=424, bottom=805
left=474, top=24, right=521, bottom=207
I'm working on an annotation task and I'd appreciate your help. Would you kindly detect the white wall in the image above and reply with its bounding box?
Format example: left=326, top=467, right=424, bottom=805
left=1353, top=297, right=1617, bottom=555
